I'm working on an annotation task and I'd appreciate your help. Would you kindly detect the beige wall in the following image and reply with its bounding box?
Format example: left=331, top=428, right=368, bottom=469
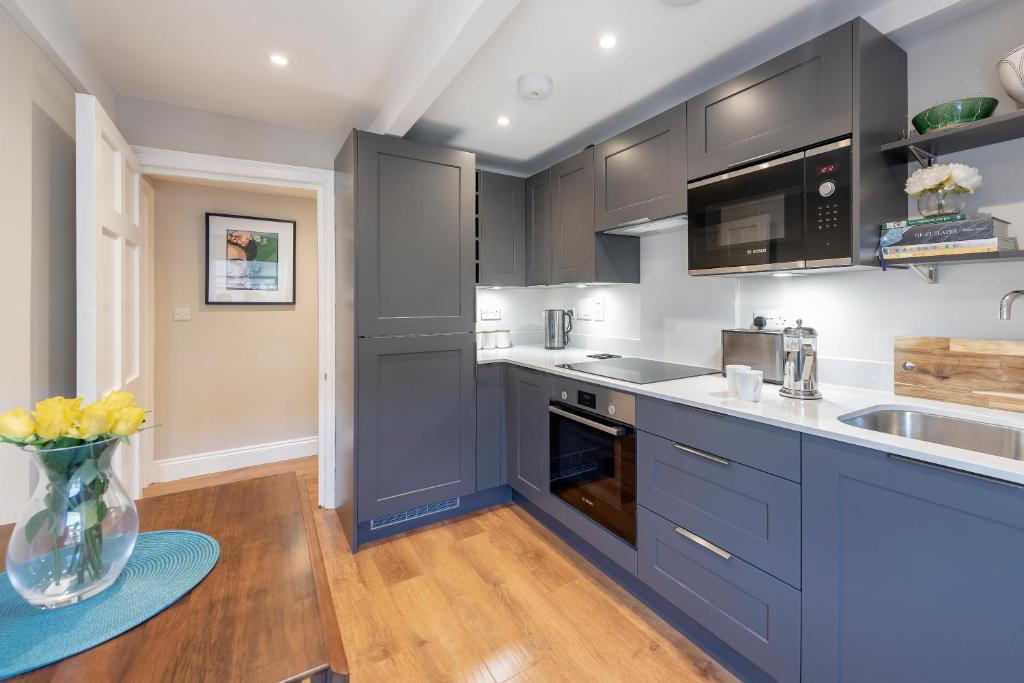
left=153, top=180, right=318, bottom=462
left=0, top=6, right=77, bottom=523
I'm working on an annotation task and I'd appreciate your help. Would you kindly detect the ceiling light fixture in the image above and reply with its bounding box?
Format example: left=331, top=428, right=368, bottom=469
left=518, top=72, right=554, bottom=101
left=269, top=53, right=289, bottom=66
left=496, top=116, right=510, bottom=126
left=599, top=34, right=618, bottom=50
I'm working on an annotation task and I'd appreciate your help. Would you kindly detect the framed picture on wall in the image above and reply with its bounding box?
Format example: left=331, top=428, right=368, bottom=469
left=205, top=213, right=296, bottom=304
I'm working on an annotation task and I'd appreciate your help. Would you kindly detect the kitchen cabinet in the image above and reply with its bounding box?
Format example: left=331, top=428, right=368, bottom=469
left=802, top=435, right=1024, bottom=683
left=550, top=148, right=640, bottom=285
left=686, top=22, right=854, bottom=180
left=354, top=131, right=475, bottom=336
left=479, top=171, right=526, bottom=287
left=476, top=363, right=505, bottom=490
left=526, top=169, right=552, bottom=286
left=594, top=103, right=687, bottom=232
left=506, top=366, right=550, bottom=504
left=356, top=333, right=477, bottom=521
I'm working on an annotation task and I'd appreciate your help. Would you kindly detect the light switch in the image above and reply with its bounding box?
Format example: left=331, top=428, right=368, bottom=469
left=480, top=308, right=501, bottom=321
left=173, top=307, right=192, bottom=321
left=592, top=297, right=604, bottom=322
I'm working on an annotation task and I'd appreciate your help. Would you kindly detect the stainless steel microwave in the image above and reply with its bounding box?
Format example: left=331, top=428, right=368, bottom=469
left=687, top=139, right=853, bottom=275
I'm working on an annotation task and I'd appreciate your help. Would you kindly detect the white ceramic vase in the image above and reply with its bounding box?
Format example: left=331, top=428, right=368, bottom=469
left=997, top=43, right=1024, bottom=106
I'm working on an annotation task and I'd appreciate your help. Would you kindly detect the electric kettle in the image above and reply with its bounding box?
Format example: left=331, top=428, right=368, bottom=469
left=544, top=309, right=573, bottom=349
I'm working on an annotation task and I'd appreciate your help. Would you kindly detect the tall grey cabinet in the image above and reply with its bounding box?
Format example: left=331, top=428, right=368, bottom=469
left=335, top=130, right=477, bottom=550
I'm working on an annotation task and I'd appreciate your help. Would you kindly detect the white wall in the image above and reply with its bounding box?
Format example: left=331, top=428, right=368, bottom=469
left=116, top=95, right=343, bottom=170
left=483, top=0, right=1024, bottom=390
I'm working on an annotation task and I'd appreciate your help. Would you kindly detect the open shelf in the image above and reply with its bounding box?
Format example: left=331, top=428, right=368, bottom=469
left=880, top=109, right=1024, bottom=163
left=882, top=250, right=1024, bottom=268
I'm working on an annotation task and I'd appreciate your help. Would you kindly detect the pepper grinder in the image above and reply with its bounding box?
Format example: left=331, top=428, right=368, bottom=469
left=780, top=319, right=822, bottom=400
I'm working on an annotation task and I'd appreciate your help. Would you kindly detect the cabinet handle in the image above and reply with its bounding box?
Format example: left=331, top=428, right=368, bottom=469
left=727, top=149, right=784, bottom=168
left=886, top=454, right=1024, bottom=491
left=674, top=526, right=732, bottom=561
left=673, top=443, right=729, bottom=466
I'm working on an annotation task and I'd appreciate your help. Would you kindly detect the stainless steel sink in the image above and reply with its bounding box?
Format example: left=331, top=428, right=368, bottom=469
left=839, top=406, right=1024, bottom=461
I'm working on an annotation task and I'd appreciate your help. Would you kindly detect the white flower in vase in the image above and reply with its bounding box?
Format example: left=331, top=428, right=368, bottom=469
left=944, top=163, right=982, bottom=193
left=905, top=164, right=952, bottom=196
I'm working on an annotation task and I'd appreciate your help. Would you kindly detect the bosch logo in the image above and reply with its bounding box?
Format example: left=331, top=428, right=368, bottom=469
left=747, top=248, right=768, bottom=255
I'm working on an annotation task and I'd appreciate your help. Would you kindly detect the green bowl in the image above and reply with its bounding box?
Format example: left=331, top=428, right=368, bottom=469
left=912, top=97, right=998, bottom=134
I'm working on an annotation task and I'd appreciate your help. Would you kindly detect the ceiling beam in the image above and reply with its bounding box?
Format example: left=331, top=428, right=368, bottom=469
left=369, top=0, right=519, bottom=137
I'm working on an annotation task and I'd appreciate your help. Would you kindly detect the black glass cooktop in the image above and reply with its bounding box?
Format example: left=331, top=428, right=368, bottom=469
left=556, top=357, right=718, bottom=385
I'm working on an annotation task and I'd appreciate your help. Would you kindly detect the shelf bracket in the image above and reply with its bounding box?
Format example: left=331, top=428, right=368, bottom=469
left=909, top=264, right=938, bottom=284
left=908, top=145, right=937, bottom=169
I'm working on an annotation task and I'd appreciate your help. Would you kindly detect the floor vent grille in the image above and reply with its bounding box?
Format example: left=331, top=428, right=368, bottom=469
left=369, top=497, right=460, bottom=530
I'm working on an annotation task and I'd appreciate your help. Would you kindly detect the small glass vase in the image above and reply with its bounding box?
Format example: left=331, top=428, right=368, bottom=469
left=917, top=189, right=967, bottom=218
left=5, top=437, right=138, bottom=608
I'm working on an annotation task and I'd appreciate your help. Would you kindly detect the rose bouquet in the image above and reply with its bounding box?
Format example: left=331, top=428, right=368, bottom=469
left=905, top=163, right=983, bottom=217
left=0, top=392, right=147, bottom=607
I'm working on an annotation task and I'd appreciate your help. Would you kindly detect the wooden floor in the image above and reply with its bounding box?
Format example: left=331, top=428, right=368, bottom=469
left=150, top=459, right=738, bottom=683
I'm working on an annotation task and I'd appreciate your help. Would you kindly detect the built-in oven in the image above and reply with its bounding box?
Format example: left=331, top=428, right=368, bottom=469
left=687, top=138, right=852, bottom=275
left=549, top=379, right=636, bottom=547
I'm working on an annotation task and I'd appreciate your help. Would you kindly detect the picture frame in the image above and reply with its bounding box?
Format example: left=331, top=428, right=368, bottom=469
left=205, top=213, right=296, bottom=305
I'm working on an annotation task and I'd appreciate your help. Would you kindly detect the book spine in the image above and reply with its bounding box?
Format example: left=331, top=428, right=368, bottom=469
left=882, top=238, right=1008, bottom=259
left=882, top=213, right=967, bottom=230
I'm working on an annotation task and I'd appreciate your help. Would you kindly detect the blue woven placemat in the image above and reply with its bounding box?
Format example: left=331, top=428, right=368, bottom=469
left=0, top=530, right=219, bottom=680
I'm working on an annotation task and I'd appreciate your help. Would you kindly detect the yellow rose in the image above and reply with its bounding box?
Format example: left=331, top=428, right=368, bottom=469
left=33, top=397, right=83, bottom=441
left=110, top=406, right=145, bottom=437
left=77, top=401, right=116, bottom=439
left=98, top=391, right=136, bottom=412
left=0, top=408, right=35, bottom=441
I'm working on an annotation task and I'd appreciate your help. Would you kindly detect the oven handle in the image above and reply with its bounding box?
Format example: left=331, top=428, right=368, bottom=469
left=548, top=405, right=626, bottom=436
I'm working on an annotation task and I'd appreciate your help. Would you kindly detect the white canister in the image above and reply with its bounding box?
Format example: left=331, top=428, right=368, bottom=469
left=495, top=329, right=512, bottom=349
left=725, top=364, right=751, bottom=397
left=480, top=330, right=496, bottom=350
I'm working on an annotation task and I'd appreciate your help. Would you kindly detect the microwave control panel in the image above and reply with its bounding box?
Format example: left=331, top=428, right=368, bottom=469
left=804, top=141, right=852, bottom=262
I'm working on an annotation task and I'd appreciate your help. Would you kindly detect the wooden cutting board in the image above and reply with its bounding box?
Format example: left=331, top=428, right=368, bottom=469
left=894, top=336, right=1024, bottom=413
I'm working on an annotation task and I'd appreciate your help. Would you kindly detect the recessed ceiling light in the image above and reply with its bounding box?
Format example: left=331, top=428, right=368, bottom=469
left=599, top=34, right=618, bottom=50
left=496, top=115, right=510, bottom=126
left=269, top=54, right=289, bottom=66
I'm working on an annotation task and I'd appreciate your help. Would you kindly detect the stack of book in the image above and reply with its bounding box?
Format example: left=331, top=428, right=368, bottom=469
left=879, top=214, right=1017, bottom=260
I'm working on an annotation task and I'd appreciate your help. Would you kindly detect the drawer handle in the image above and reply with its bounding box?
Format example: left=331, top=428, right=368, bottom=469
left=674, top=526, right=732, bottom=561
left=673, top=443, right=729, bottom=466
left=886, top=454, right=1024, bottom=491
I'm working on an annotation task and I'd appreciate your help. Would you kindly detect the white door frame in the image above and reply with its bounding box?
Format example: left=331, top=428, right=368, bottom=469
left=133, top=146, right=337, bottom=508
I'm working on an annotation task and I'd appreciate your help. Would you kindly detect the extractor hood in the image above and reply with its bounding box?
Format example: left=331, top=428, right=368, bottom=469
left=602, top=213, right=688, bottom=237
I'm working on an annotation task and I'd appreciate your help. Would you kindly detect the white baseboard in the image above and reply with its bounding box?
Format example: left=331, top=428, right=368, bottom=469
left=154, top=435, right=317, bottom=483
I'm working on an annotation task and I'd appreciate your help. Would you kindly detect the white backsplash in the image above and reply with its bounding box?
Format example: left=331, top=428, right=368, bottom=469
left=477, top=0, right=1024, bottom=393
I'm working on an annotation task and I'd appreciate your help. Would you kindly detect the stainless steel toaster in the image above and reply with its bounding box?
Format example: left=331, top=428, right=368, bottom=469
left=721, top=329, right=785, bottom=385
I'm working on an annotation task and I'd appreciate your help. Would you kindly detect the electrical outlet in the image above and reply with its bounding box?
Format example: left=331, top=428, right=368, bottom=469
left=173, top=307, right=192, bottom=321
left=576, top=297, right=592, bottom=321
left=751, top=309, right=795, bottom=329
left=480, top=308, right=501, bottom=321
left=591, top=297, right=604, bottom=322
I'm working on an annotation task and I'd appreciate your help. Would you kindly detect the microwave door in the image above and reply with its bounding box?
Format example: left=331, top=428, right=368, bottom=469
left=688, top=153, right=805, bottom=274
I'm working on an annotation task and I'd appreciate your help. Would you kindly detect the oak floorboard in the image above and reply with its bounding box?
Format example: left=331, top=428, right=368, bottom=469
left=145, top=459, right=739, bottom=683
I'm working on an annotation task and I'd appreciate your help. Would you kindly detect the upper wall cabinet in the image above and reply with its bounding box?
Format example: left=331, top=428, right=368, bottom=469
left=686, top=22, right=854, bottom=180
left=551, top=148, right=597, bottom=284
left=594, top=103, right=687, bottom=232
left=526, top=169, right=552, bottom=286
left=354, top=131, right=475, bottom=336
left=479, top=171, right=526, bottom=287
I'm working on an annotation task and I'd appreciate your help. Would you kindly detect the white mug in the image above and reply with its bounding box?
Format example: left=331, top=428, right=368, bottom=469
left=735, top=368, right=764, bottom=402
left=725, top=364, right=751, bottom=396
left=480, top=330, right=496, bottom=350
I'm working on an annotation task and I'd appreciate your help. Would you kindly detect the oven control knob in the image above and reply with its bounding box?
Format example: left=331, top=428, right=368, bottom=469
left=560, top=391, right=568, bottom=400
left=818, top=181, right=836, bottom=198
left=608, top=404, right=616, bottom=416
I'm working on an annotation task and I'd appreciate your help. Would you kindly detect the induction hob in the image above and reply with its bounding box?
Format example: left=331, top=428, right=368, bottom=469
left=556, top=357, right=718, bottom=385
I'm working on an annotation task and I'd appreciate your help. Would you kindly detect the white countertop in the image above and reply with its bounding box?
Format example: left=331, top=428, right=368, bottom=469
left=478, top=345, right=1024, bottom=486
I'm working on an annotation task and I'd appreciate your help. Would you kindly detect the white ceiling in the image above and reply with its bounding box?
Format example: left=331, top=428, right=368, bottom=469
left=407, top=0, right=898, bottom=174
left=61, top=0, right=434, bottom=136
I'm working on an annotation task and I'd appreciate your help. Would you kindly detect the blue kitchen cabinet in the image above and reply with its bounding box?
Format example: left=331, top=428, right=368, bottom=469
left=802, top=435, right=1024, bottom=683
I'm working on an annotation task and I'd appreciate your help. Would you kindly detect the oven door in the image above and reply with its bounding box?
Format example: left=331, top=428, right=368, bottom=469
left=687, top=151, right=806, bottom=275
left=549, top=404, right=636, bottom=546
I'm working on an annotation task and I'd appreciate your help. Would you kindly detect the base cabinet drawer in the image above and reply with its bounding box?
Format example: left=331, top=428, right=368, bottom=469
left=638, top=431, right=800, bottom=587
left=639, top=507, right=800, bottom=683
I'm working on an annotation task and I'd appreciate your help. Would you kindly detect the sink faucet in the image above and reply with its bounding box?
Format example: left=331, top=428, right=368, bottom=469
left=1000, top=290, right=1024, bottom=320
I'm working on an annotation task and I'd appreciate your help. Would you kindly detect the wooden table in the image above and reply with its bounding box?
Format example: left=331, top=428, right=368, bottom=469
left=0, top=473, right=349, bottom=682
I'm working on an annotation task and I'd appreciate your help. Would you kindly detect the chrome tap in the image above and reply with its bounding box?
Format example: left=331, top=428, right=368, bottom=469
left=1000, top=290, right=1024, bottom=320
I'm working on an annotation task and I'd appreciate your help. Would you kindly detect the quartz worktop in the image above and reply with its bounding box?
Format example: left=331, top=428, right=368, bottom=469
left=478, top=345, right=1024, bottom=486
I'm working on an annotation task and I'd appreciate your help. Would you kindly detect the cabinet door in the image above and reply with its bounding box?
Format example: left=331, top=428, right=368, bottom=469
left=506, top=366, right=550, bottom=503
left=356, top=131, right=475, bottom=336
left=686, top=22, right=853, bottom=180
left=595, top=103, right=687, bottom=231
left=356, top=334, right=477, bottom=521
left=526, top=169, right=552, bottom=286
left=551, top=148, right=596, bottom=284
left=476, top=363, right=505, bottom=490
left=803, top=436, right=1024, bottom=683
left=479, top=172, right=526, bottom=287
